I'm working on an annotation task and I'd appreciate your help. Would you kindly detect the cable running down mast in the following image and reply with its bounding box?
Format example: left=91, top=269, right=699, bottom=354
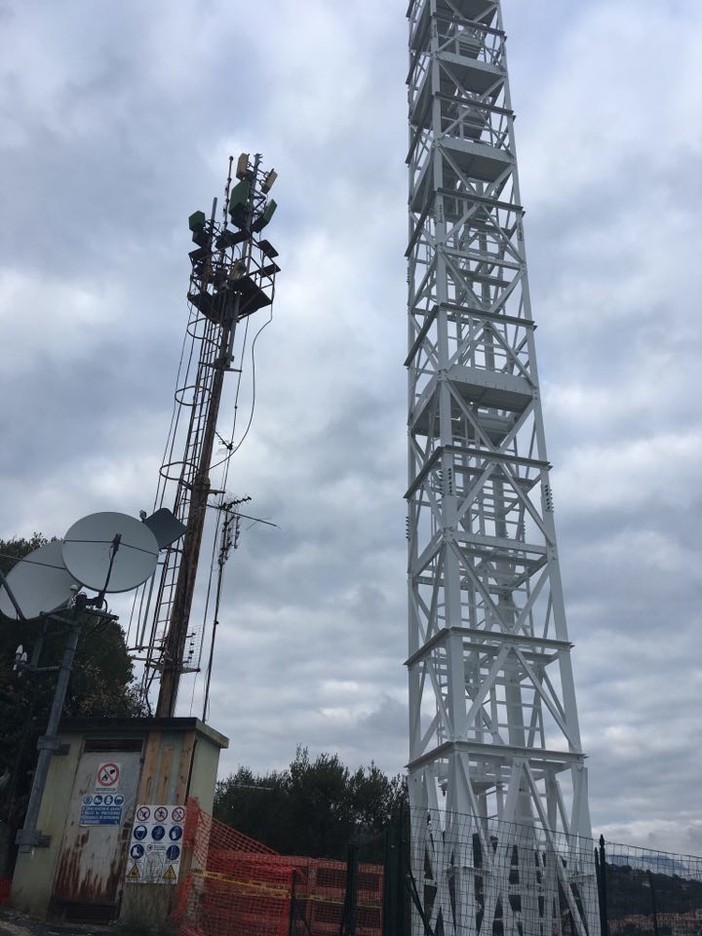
left=135, top=153, right=279, bottom=718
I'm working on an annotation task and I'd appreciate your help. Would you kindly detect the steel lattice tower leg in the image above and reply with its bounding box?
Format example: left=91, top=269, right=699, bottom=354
left=405, top=2, right=598, bottom=934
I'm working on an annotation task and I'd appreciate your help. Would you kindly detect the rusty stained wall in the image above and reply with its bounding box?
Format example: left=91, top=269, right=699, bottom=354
left=11, top=718, right=227, bottom=922
left=120, top=724, right=227, bottom=928
left=135, top=728, right=197, bottom=805
left=116, top=730, right=197, bottom=926
left=188, top=734, right=221, bottom=815
left=11, top=732, right=84, bottom=917
left=52, top=749, right=141, bottom=907
left=132, top=723, right=224, bottom=813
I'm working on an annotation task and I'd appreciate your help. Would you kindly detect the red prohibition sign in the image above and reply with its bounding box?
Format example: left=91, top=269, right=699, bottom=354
left=96, top=762, right=120, bottom=787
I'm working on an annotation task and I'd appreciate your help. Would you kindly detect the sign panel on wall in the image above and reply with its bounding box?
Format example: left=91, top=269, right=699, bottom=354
left=95, top=762, right=121, bottom=789
left=79, top=792, right=125, bottom=826
left=125, top=804, right=184, bottom=884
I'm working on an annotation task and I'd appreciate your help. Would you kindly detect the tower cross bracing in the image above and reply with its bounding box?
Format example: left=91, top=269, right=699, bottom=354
left=405, top=1, right=598, bottom=933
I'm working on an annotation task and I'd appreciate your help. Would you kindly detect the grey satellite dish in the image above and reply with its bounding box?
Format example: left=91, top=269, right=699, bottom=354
left=0, top=540, right=80, bottom=620
left=62, top=512, right=159, bottom=593
left=141, top=507, right=187, bottom=549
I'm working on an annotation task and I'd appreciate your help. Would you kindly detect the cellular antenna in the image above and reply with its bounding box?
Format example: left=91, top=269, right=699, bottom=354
left=135, top=154, right=279, bottom=717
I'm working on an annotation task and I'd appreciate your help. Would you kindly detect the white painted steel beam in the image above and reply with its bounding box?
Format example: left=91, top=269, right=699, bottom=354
left=405, top=2, right=599, bottom=934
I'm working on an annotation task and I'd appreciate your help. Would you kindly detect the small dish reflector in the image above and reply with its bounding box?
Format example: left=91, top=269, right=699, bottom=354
left=141, top=508, right=187, bottom=550
left=0, top=540, right=80, bottom=620
left=62, top=512, right=159, bottom=593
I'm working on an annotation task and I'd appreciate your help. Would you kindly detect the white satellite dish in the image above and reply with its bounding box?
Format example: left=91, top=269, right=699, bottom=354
left=0, top=540, right=80, bottom=620
left=62, top=512, right=159, bottom=593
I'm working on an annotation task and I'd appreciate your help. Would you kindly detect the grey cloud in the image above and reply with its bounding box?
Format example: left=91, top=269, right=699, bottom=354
left=2, top=0, right=702, bottom=853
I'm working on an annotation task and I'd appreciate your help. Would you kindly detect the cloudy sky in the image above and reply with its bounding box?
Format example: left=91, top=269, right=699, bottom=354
left=1, top=0, right=702, bottom=855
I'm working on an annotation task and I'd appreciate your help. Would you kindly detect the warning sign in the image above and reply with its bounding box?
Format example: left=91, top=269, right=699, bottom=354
left=126, top=804, right=184, bottom=885
left=95, top=762, right=120, bottom=789
left=80, top=793, right=124, bottom=826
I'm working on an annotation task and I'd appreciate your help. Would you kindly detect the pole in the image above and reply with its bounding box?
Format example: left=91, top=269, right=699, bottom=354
left=156, top=160, right=264, bottom=719
left=598, top=835, right=609, bottom=936
left=156, top=312, right=234, bottom=717
left=383, top=819, right=403, bottom=936
left=0, top=568, right=27, bottom=621
left=15, top=607, right=83, bottom=850
left=341, top=843, right=359, bottom=936
left=647, top=870, right=660, bottom=936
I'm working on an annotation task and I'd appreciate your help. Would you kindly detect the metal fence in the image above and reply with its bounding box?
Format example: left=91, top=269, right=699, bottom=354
left=336, top=812, right=702, bottom=936
left=599, top=837, right=702, bottom=936
left=170, top=802, right=702, bottom=936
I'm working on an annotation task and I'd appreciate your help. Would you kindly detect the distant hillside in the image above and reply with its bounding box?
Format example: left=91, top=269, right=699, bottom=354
left=609, top=854, right=696, bottom=878
left=606, top=861, right=702, bottom=920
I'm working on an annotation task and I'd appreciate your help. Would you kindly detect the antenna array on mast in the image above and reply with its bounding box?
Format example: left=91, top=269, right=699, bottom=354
left=132, top=153, right=279, bottom=718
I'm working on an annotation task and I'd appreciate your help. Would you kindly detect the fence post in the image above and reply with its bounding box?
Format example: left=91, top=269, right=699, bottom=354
left=289, top=869, right=297, bottom=936
left=341, top=843, right=359, bottom=936
left=647, top=870, right=660, bottom=936
left=383, top=818, right=403, bottom=936
left=598, top=835, right=609, bottom=936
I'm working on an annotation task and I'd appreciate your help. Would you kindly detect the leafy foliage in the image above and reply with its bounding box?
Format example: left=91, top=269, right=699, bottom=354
left=214, top=746, right=407, bottom=859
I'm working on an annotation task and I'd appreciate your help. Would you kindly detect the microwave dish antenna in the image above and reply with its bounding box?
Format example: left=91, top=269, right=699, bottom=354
left=62, top=512, right=159, bottom=593
left=0, top=540, right=80, bottom=620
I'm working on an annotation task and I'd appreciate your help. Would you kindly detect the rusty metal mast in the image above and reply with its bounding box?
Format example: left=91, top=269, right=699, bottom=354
left=136, top=154, right=279, bottom=718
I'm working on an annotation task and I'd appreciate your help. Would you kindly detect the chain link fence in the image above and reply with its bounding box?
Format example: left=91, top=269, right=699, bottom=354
left=352, top=811, right=702, bottom=936
left=599, top=837, right=702, bottom=936
left=169, top=801, right=702, bottom=936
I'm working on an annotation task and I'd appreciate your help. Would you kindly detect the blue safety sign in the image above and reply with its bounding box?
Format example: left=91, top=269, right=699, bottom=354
left=127, top=804, right=185, bottom=886
left=80, top=793, right=123, bottom=827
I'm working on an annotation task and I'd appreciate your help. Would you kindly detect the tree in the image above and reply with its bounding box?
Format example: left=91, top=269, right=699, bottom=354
left=214, top=746, right=407, bottom=860
left=0, top=534, right=146, bottom=873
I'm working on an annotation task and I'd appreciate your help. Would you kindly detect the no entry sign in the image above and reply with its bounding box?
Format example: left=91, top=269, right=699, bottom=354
left=95, top=762, right=120, bottom=789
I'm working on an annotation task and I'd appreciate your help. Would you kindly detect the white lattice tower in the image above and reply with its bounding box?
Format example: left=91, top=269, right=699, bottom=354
left=405, top=2, right=598, bottom=933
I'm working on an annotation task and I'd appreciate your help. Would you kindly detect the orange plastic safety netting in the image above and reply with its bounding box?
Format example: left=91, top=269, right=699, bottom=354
left=172, top=799, right=383, bottom=936
left=288, top=857, right=383, bottom=936
left=173, top=799, right=295, bottom=936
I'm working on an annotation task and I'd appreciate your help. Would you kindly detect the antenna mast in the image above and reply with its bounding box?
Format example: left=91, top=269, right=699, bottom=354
left=137, top=153, right=279, bottom=718
left=406, top=2, right=597, bottom=934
